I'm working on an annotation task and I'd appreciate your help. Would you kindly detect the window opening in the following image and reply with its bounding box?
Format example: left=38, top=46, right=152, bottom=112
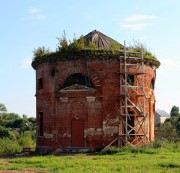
left=150, top=78, right=155, bottom=89
left=50, top=68, right=55, bottom=77
left=60, top=73, right=94, bottom=89
left=38, top=78, right=43, bottom=90
left=39, top=112, right=44, bottom=136
left=127, top=75, right=134, bottom=85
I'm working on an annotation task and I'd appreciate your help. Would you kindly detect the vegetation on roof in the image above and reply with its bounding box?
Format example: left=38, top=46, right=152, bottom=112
left=32, top=32, right=160, bottom=68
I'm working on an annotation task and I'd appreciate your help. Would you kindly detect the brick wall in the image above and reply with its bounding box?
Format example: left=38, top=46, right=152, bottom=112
left=35, top=58, right=157, bottom=149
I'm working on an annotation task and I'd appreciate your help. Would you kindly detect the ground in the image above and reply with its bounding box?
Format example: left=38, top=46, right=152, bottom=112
left=0, top=147, right=180, bottom=173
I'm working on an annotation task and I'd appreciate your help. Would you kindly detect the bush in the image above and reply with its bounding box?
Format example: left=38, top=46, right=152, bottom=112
left=0, top=138, right=21, bottom=156
left=152, top=138, right=180, bottom=150
left=11, top=130, right=21, bottom=139
left=18, top=132, right=36, bottom=149
left=156, top=122, right=177, bottom=140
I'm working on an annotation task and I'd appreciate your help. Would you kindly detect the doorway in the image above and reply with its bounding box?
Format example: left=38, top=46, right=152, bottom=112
left=71, top=119, right=84, bottom=147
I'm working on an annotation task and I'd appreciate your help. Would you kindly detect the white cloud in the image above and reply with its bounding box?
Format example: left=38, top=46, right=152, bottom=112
left=122, top=23, right=151, bottom=31
left=27, top=7, right=47, bottom=21
left=30, top=14, right=47, bottom=20
left=121, top=14, right=156, bottom=31
left=28, top=8, right=40, bottom=14
left=124, top=15, right=156, bottom=23
left=21, top=58, right=32, bottom=70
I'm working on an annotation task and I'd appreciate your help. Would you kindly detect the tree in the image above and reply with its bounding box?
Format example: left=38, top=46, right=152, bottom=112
left=156, top=122, right=177, bottom=140
left=170, top=106, right=180, bottom=117
left=157, top=106, right=180, bottom=139
left=0, top=113, right=21, bottom=127
left=0, top=126, right=16, bottom=140
left=23, top=114, right=28, bottom=119
left=0, top=103, right=7, bottom=113
left=1, top=113, right=20, bottom=120
left=176, top=117, right=180, bottom=135
left=170, top=105, right=180, bottom=136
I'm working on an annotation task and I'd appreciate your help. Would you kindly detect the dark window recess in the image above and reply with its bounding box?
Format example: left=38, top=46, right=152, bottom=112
left=60, top=73, right=95, bottom=89
left=128, top=115, right=134, bottom=136
left=50, top=68, right=55, bottom=77
left=127, top=75, right=134, bottom=85
left=150, top=78, right=155, bottom=89
left=124, top=114, right=134, bottom=139
left=38, top=78, right=43, bottom=90
left=39, top=112, right=44, bottom=136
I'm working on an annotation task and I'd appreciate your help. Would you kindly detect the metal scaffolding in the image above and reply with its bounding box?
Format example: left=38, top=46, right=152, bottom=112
left=118, top=41, right=147, bottom=147
left=102, top=41, right=148, bottom=149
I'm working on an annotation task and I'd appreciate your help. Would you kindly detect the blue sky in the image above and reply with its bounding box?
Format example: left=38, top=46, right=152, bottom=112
left=1, top=0, right=180, bottom=116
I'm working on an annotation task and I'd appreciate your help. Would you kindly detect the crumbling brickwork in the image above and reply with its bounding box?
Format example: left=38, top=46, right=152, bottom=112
left=32, top=30, right=159, bottom=150
left=34, top=58, right=157, bottom=149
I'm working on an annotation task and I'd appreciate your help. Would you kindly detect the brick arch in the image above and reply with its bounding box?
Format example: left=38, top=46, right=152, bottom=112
left=55, top=64, right=101, bottom=92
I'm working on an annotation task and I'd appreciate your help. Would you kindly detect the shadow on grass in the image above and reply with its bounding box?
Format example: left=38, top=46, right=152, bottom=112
left=159, top=163, right=180, bottom=168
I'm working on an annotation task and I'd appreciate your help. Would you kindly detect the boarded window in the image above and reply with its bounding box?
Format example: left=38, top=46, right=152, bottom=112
left=61, top=73, right=95, bottom=89
left=38, top=78, right=43, bottom=90
left=39, top=112, right=44, bottom=136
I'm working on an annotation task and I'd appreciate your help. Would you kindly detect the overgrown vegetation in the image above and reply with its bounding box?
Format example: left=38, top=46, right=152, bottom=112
left=33, top=46, right=51, bottom=59
left=0, top=103, right=36, bottom=156
left=32, top=32, right=159, bottom=68
left=128, top=39, right=156, bottom=60
left=56, top=31, right=120, bottom=52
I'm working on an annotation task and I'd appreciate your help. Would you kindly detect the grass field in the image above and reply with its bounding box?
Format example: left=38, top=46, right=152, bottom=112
left=0, top=146, right=180, bottom=173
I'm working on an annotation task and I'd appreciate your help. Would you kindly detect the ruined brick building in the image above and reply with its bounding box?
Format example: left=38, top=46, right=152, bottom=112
left=32, top=30, right=160, bottom=151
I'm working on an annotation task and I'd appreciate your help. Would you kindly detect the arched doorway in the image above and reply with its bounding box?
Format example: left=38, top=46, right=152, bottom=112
left=59, top=73, right=96, bottom=147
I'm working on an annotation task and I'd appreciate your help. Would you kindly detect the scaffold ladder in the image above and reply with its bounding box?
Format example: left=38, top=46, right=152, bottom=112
left=118, top=41, right=147, bottom=147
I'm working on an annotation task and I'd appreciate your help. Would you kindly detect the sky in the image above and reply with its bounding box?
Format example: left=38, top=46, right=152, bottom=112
left=1, top=0, right=180, bottom=117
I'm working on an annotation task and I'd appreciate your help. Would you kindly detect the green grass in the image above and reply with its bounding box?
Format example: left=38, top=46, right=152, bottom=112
left=0, top=147, right=180, bottom=173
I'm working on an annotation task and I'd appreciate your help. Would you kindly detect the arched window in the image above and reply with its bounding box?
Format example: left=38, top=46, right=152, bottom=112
left=150, top=78, right=155, bottom=90
left=60, top=73, right=95, bottom=89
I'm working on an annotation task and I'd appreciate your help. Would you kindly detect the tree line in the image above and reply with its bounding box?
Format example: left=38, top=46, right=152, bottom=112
left=156, top=105, right=180, bottom=140
left=0, top=103, right=36, bottom=156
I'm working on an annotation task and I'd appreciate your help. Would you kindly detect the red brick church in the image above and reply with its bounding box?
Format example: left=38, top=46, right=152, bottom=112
left=32, top=30, right=160, bottom=151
